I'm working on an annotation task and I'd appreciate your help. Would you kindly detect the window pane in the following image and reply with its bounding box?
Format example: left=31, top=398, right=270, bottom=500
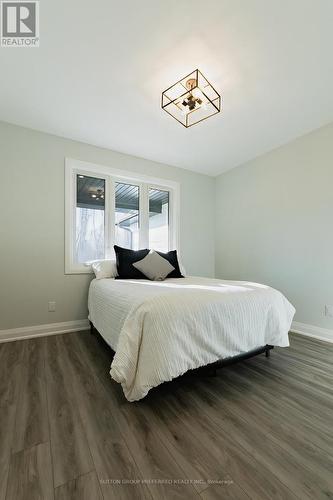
left=149, top=189, right=169, bottom=252
left=75, top=174, right=105, bottom=263
left=115, top=182, right=139, bottom=250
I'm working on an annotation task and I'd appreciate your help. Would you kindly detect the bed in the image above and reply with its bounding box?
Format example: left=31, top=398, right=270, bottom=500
left=88, top=276, right=295, bottom=401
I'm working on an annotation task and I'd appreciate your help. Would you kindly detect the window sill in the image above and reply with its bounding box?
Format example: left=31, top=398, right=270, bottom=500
left=64, top=268, right=94, bottom=276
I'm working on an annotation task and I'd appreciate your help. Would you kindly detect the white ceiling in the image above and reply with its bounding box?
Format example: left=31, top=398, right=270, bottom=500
left=0, top=0, right=332, bottom=176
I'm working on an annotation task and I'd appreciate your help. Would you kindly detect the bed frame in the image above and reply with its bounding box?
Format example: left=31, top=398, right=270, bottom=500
left=89, top=321, right=274, bottom=376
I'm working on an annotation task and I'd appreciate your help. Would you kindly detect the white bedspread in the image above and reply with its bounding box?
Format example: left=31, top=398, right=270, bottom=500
left=88, top=277, right=295, bottom=401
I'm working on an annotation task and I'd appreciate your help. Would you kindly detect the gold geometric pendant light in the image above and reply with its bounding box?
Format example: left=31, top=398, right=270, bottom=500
left=162, top=69, right=221, bottom=128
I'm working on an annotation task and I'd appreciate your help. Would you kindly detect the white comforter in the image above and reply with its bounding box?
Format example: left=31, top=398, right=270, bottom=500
left=88, top=277, right=295, bottom=401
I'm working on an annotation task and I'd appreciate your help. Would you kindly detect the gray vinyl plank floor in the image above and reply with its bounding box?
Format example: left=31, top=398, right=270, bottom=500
left=1, top=331, right=332, bottom=500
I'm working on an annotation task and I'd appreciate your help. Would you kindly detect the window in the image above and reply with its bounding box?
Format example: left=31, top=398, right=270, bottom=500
left=76, top=174, right=105, bottom=263
left=65, top=159, right=179, bottom=273
left=115, top=183, right=139, bottom=250
left=149, top=188, right=169, bottom=252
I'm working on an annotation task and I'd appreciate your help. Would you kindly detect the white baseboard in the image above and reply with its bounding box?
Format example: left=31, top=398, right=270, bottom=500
left=0, top=319, right=90, bottom=343
left=291, top=321, right=333, bottom=344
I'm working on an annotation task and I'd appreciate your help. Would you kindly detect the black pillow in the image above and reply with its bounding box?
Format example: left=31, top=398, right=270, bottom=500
left=114, top=245, right=150, bottom=279
left=156, top=250, right=184, bottom=278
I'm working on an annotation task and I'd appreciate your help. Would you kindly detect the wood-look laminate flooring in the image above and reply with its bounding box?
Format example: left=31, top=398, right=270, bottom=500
left=0, top=331, right=332, bottom=500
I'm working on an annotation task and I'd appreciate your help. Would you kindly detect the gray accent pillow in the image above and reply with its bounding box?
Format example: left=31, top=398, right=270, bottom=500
left=133, top=250, right=175, bottom=281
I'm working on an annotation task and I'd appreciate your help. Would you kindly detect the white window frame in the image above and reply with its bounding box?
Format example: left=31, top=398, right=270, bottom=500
left=65, top=158, right=180, bottom=274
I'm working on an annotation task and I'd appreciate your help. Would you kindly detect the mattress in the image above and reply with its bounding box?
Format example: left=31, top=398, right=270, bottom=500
left=88, top=276, right=295, bottom=401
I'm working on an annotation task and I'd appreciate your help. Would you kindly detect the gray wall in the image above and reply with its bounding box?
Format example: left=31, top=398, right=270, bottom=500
left=0, top=121, right=215, bottom=329
left=3, top=119, right=332, bottom=332
left=215, top=122, right=333, bottom=330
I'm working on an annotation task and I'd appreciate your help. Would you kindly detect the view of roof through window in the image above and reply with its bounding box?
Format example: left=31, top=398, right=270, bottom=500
left=74, top=175, right=170, bottom=263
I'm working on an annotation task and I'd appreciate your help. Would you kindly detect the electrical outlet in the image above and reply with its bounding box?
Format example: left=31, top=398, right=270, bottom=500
left=325, top=305, right=333, bottom=318
left=48, top=301, right=56, bottom=312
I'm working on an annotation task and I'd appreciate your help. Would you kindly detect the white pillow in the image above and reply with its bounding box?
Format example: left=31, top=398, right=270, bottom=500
left=178, top=257, right=186, bottom=277
left=133, top=250, right=175, bottom=281
left=85, top=259, right=117, bottom=279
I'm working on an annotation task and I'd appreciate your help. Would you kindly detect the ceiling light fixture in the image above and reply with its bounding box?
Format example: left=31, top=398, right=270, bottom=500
left=90, top=188, right=104, bottom=200
left=162, top=69, right=221, bottom=128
